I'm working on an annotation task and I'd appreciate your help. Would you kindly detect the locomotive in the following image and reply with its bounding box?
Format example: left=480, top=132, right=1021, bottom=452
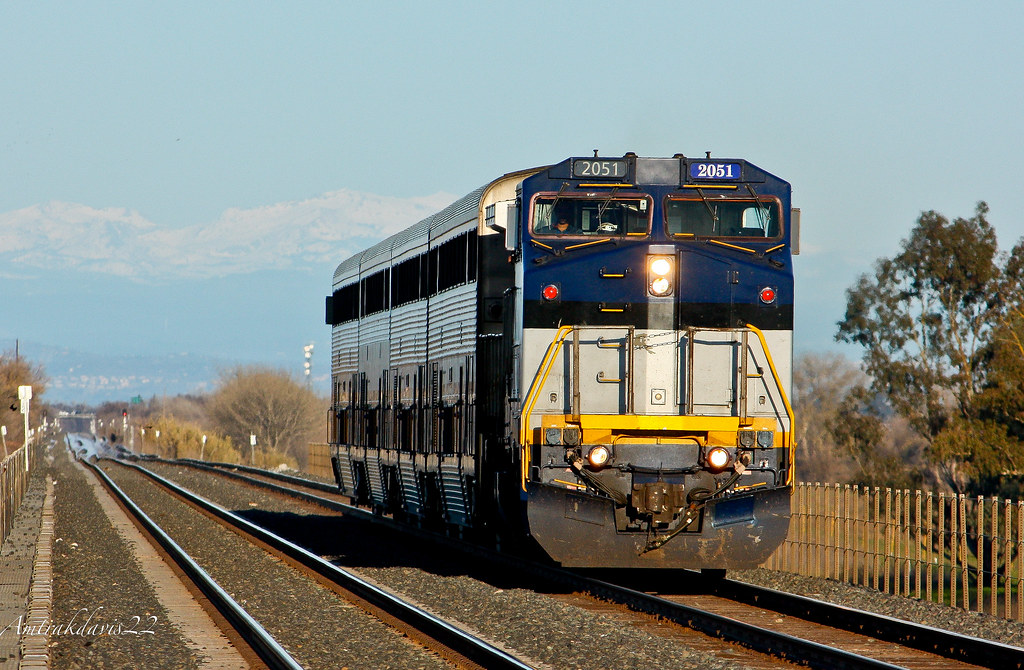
left=326, top=153, right=797, bottom=569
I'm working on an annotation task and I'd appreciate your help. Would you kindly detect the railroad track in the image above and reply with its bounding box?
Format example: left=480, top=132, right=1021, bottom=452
left=150, top=456, right=1024, bottom=670
left=88, top=457, right=534, bottom=669
left=84, top=459, right=301, bottom=669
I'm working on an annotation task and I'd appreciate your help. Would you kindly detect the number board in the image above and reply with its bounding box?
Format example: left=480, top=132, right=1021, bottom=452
left=572, top=158, right=628, bottom=179
left=689, top=162, right=742, bottom=181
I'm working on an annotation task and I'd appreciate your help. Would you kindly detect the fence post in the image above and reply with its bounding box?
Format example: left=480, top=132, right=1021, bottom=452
left=961, top=494, right=970, bottom=611
left=894, top=488, right=902, bottom=595
left=904, top=489, right=911, bottom=597
left=884, top=488, right=892, bottom=595
left=816, top=482, right=825, bottom=578
left=1018, top=500, right=1023, bottom=622
left=992, top=498, right=999, bottom=616
left=873, top=487, right=881, bottom=591
left=927, top=491, right=933, bottom=604
left=843, top=484, right=851, bottom=584
left=799, top=483, right=808, bottom=576
left=977, top=496, right=985, bottom=614
left=950, top=493, right=957, bottom=608
left=915, top=489, right=922, bottom=599
left=1006, top=499, right=1013, bottom=619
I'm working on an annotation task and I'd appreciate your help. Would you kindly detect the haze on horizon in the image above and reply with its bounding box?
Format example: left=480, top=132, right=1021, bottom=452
left=2, top=3, right=1022, bottom=403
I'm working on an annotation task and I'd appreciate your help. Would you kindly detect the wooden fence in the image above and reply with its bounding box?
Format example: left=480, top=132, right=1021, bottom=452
left=0, top=444, right=35, bottom=548
left=306, top=442, right=332, bottom=480
left=765, top=482, right=1024, bottom=619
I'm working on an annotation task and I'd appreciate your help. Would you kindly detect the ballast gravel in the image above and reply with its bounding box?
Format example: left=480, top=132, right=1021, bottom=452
left=143, top=461, right=1024, bottom=668
left=48, top=448, right=204, bottom=669
left=100, top=462, right=450, bottom=670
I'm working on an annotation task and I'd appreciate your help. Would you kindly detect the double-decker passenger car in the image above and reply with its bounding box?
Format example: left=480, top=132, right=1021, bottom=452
left=326, top=153, right=798, bottom=569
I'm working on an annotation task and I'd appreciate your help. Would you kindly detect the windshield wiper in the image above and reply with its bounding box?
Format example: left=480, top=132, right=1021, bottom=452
left=548, top=182, right=570, bottom=212
left=744, top=184, right=773, bottom=236
left=596, top=185, right=621, bottom=220
left=693, top=186, right=719, bottom=232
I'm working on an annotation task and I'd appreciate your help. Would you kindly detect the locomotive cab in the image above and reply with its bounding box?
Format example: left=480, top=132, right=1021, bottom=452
left=514, top=154, right=796, bottom=569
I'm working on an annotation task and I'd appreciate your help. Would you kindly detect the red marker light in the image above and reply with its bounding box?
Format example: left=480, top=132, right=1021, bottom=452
left=542, top=284, right=560, bottom=301
left=759, top=287, right=777, bottom=304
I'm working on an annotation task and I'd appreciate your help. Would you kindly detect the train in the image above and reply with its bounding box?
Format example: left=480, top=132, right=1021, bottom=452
left=326, top=153, right=797, bottom=570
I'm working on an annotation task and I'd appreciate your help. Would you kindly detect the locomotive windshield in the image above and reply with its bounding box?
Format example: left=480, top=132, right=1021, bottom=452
left=532, top=196, right=650, bottom=236
left=665, top=197, right=782, bottom=238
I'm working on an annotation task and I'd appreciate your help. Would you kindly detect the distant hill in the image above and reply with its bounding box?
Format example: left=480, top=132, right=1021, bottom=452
left=12, top=342, right=224, bottom=405
left=3, top=341, right=329, bottom=406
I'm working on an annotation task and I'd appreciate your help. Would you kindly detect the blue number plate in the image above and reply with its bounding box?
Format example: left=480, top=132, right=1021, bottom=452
left=689, top=162, right=741, bottom=180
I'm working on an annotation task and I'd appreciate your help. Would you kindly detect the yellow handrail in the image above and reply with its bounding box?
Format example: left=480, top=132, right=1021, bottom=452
left=519, top=325, right=574, bottom=490
left=745, top=323, right=796, bottom=484
left=518, top=324, right=796, bottom=489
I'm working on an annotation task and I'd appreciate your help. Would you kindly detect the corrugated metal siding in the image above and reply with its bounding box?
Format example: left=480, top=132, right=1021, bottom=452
left=428, top=283, right=477, bottom=358
left=392, top=217, right=431, bottom=255
left=332, top=321, right=360, bottom=381
left=333, top=249, right=366, bottom=286
left=398, top=457, right=422, bottom=515
left=332, top=446, right=356, bottom=496
left=429, top=187, right=485, bottom=238
left=390, top=303, right=428, bottom=367
left=366, top=451, right=387, bottom=507
left=440, top=457, right=469, bottom=526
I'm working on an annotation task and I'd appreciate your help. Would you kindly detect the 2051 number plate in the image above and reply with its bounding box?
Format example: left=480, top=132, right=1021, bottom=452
left=573, top=159, right=628, bottom=179
left=689, top=162, right=741, bottom=180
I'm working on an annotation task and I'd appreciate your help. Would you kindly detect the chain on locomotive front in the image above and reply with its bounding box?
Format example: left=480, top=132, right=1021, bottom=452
left=513, top=154, right=796, bottom=568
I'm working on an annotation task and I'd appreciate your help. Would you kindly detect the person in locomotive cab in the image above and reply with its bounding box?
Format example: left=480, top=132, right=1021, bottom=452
left=536, top=213, right=574, bottom=235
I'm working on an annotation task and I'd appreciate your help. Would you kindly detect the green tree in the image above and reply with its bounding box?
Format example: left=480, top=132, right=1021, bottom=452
left=980, top=239, right=1024, bottom=435
left=837, top=203, right=1023, bottom=493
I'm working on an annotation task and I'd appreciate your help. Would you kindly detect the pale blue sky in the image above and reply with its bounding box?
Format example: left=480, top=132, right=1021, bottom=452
left=2, top=2, right=1023, bottom=377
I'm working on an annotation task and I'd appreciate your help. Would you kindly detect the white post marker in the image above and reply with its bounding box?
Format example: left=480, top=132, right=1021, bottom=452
left=18, top=385, right=31, bottom=469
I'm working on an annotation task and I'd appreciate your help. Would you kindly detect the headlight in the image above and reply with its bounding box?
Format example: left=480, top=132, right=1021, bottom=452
left=650, top=257, right=672, bottom=276
left=586, top=445, right=611, bottom=468
left=647, top=256, right=674, bottom=296
left=706, top=447, right=731, bottom=472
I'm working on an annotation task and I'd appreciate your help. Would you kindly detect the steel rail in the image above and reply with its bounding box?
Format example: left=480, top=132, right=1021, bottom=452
left=182, top=457, right=1024, bottom=669
left=117, top=459, right=534, bottom=670
left=82, top=459, right=304, bottom=670
left=151, top=457, right=353, bottom=513
left=173, top=457, right=338, bottom=494
left=715, top=579, right=1024, bottom=669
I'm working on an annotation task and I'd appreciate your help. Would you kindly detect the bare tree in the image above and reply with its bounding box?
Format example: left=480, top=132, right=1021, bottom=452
left=0, top=350, right=47, bottom=454
left=792, top=352, right=863, bottom=482
left=208, top=365, right=324, bottom=467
